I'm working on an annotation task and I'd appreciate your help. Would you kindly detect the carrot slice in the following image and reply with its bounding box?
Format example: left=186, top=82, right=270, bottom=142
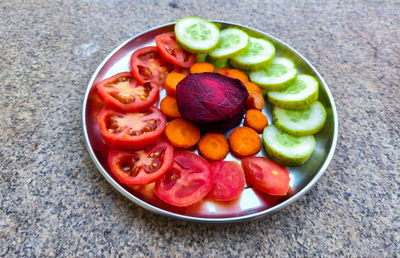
left=165, top=118, right=200, bottom=148
left=165, top=72, right=186, bottom=97
left=226, top=69, right=249, bottom=83
left=160, top=96, right=181, bottom=120
left=244, top=109, right=268, bottom=133
left=244, top=81, right=265, bottom=110
left=228, top=126, right=261, bottom=157
left=189, top=62, right=215, bottom=74
left=198, top=133, right=229, bottom=161
left=216, top=67, right=230, bottom=76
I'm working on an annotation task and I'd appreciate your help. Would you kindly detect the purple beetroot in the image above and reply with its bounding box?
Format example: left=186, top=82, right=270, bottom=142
left=176, top=73, right=248, bottom=132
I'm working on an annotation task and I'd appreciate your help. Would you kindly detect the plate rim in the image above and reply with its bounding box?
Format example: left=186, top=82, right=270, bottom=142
left=82, top=20, right=338, bottom=223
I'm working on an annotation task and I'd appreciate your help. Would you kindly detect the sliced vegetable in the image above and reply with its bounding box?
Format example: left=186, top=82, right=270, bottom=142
left=229, top=126, right=261, bottom=157
left=165, top=72, right=186, bottom=97
left=108, top=137, right=173, bottom=186
left=130, top=46, right=173, bottom=87
left=244, top=109, right=268, bottom=133
left=175, top=17, right=220, bottom=53
left=267, top=74, right=319, bottom=109
left=160, top=96, right=181, bottom=120
left=263, top=125, right=315, bottom=166
left=242, top=156, right=290, bottom=196
left=274, top=101, right=326, bottom=136
left=244, top=81, right=265, bottom=110
left=198, top=133, right=229, bottom=161
left=155, top=32, right=196, bottom=68
left=176, top=73, right=248, bottom=123
left=155, top=151, right=213, bottom=207
left=206, top=55, right=229, bottom=71
left=96, top=72, right=159, bottom=112
left=165, top=118, right=200, bottom=149
left=230, top=37, right=275, bottom=70
left=189, top=62, right=215, bottom=74
left=98, top=106, right=167, bottom=149
left=198, top=106, right=245, bottom=133
left=209, top=27, right=249, bottom=59
left=207, top=161, right=245, bottom=201
left=250, top=57, right=297, bottom=91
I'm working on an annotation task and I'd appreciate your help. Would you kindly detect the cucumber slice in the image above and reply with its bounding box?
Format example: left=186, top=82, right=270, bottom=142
left=206, top=55, right=229, bottom=71
left=175, top=17, right=220, bottom=54
left=263, top=125, right=315, bottom=166
left=209, top=28, right=249, bottom=59
left=230, top=37, right=275, bottom=70
left=249, top=57, right=297, bottom=91
left=267, top=74, right=318, bottom=109
left=196, top=54, right=208, bottom=63
left=273, top=101, right=327, bottom=136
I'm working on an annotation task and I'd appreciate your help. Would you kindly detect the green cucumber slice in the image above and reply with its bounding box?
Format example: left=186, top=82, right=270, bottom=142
left=249, top=57, right=297, bottom=91
left=273, top=101, right=327, bottom=136
left=175, top=17, right=220, bottom=54
left=230, top=37, right=275, bottom=70
left=209, top=28, right=249, bottom=59
left=263, top=125, right=315, bottom=166
left=196, top=54, right=208, bottom=62
left=267, top=74, right=318, bottom=109
left=206, top=55, right=229, bottom=71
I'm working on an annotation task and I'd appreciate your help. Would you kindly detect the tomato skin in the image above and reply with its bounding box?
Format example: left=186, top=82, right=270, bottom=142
left=96, top=72, right=159, bottom=112
left=207, top=161, right=245, bottom=201
left=242, top=157, right=290, bottom=196
left=98, top=106, right=167, bottom=149
left=155, top=32, right=196, bottom=68
left=154, top=151, right=214, bottom=207
left=130, top=46, right=173, bottom=87
left=108, top=137, right=173, bottom=186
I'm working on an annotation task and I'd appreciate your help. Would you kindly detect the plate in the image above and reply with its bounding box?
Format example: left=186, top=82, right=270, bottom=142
left=82, top=21, right=338, bottom=223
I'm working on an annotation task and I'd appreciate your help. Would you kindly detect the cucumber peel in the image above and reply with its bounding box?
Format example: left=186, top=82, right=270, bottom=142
left=267, top=74, right=318, bottom=109
left=273, top=101, right=327, bottom=136
left=175, top=17, right=220, bottom=54
left=250, top=57, right=297, bottom=91
left=263, top=125, right=315, bottom=166
left=209, top=27, right=249, bottom=59
left=230, top=37, right=275, bottom=70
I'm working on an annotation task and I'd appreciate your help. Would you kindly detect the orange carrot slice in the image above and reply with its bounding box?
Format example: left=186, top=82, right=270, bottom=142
left=189, top=62, right=215, bottom=74
left=165, top=118, right=200, bottom=148
left=228, top=127, right=261, bottom=157
left=160, top=96, right=181, bottom=120
left=244, top=109, right=268, bottom=133
left=198, top=133, right=229, bottom=161
left=165, top=72, right=186, bottom=97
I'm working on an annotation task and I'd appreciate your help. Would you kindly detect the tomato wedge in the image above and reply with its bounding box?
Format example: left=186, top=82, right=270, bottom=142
left=155, top=151, right=213, bottom=207
left=98, top=106, right=167, bottom=149
left=108, top=137, right=173, bottom=186
left=241, top=157, right=290, bottom=196
left=155, top=32, right=196, bottom=68
left=130, top=46, right=174, bottom=87
left=96, top=72, right=159, bottom=112
left=207, top=161, right=245, bottom=201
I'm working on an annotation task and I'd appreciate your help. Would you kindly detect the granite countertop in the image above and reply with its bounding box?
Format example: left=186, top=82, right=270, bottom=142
left=1, top=0, right=399, bottom=256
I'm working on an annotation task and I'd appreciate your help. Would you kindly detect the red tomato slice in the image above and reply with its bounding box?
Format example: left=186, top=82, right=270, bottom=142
left=96, top=72, right=159, bottom=112
left=108, top=137, right=173, bottom=186
left=155, top=32, right=196, bottom=68
left=155, top=151, right=214, bottom=207
left=206, top=161, right=245, bottom=201
left=130, top=46, right=174, bottom=87
left=242, top=157, right=290, bottom=196
left=98, top=106, right=167, bottom=149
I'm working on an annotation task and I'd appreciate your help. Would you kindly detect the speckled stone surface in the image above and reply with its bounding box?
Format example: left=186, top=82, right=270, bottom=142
left=1, top=0, right=399, bottom=256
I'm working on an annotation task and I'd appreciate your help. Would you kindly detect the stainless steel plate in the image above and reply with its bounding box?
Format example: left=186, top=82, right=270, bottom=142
left=82, top=21, right=338, bottom=223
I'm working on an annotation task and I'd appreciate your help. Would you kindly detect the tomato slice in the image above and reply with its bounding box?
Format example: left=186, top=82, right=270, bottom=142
left=108, top=137, right=173, bottom=186
left=155, top=151, right=213, bottom=207
left=241, top=157, right=290, bottom=196
left=98, top=106, right=167, bottom=149
left=96, top=72, right=159, bottom=112
left=206, top=161, right=245, bottom=201
left=155, top=32, right=196, bottom=68
left=130, top=46, right=174, bottom=87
